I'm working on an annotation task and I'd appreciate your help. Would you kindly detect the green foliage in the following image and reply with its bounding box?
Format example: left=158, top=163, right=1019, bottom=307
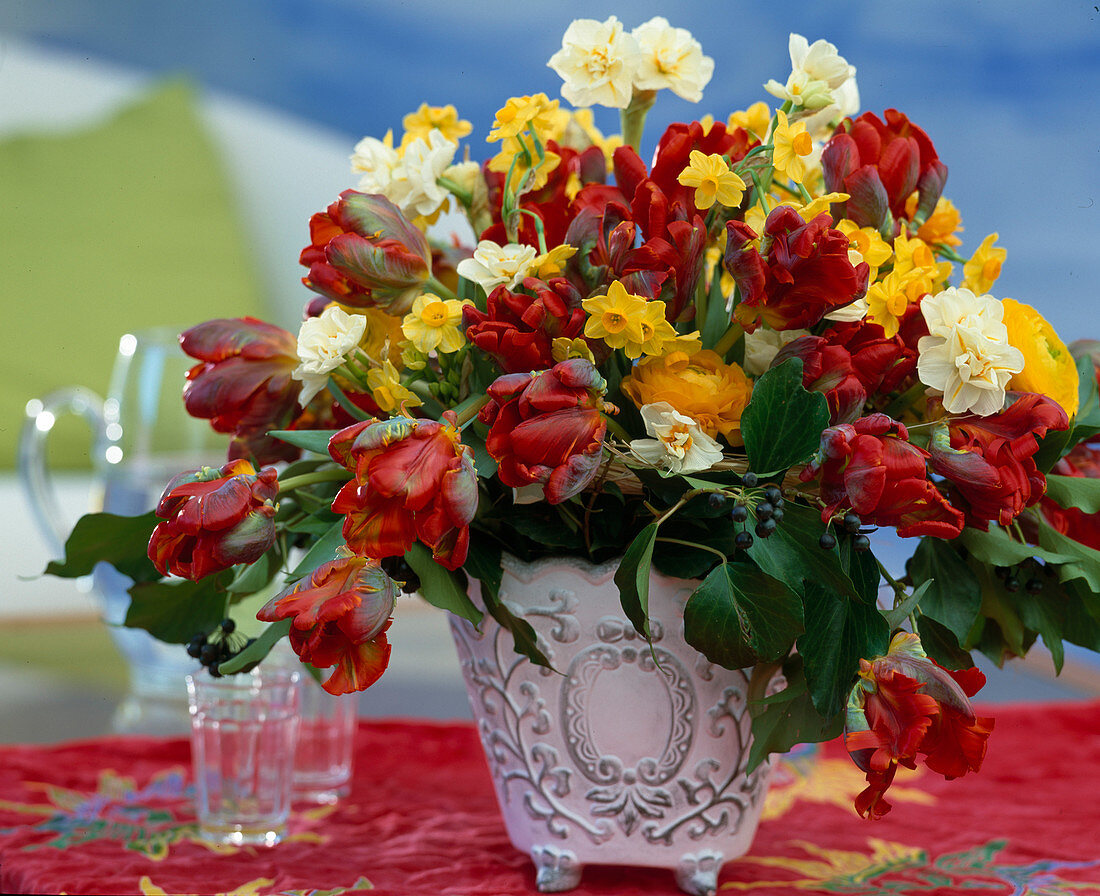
left=45, top=511, right=161, bottom=584
left=915, top=614, right=975, bottom=670
left=908, top=537, right=983, bottom=642
left=1036, top=516, right=1100, bottom=592
left=746, top=657, right=843, bottom=773
left=404, top=542, right=482, bottom=626
left=797, top=581, right=889, bottom=717
left=615, top=523, right=660, bottom=638
left=882, top=581, right=931, bottom=631
left=739, top=358, right=830, bottom=477
left=227, top=543, right=284, bottom=595
left=124, top=573, right=231, bottom=644
left=288, top=520, right=346, bottom=581
left=1044, top=473, right=1100, bottom=514
left=269, top=429, right=339, bottom=456
left=683, top=562, right=803, bottom=669
left=219, top=619, right=293, bottom=675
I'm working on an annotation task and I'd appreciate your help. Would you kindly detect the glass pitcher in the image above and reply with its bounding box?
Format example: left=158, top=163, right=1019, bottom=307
left=19, top=327, right=226, bottom=734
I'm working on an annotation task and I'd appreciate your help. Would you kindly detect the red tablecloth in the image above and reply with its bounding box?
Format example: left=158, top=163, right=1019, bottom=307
left=1, top=702, right=1099, bottom=895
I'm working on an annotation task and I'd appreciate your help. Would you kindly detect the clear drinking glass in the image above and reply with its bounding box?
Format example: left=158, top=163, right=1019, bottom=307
left=293, top=676, right=357, bottom=804
left=186, top=666, right=302, bottom=847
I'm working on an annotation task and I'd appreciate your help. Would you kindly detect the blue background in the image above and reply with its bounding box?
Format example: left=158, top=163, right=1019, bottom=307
left=2, top=0, right=1098, bottom=334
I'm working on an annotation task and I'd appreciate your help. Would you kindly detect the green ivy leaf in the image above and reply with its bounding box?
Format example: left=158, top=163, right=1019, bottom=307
left=882, top=580, right=931, bottom=630
left=288, top=520, right=346, bottom=581
left=907, top=537, right=983, bottom=642
left=45, top=511, right=161, bottom=584
left=227, top=543, right=284, bottom=595
left=683, top=562, right=803, bottom=670
left=1044, top=474, right=1100, bottom=514
left=219, top=619, right=293, bottom=675
left=796, top=581, right=890, bottom=717
left=746, top=502, right=859, bottom=601
left=959, top=524, right=1074, bottom=569
left=404, top=542, right=482, bottom=627
left=269, top=429, right=340, bottom=456
left=739, top=358, right=830, bottom=477
left=700, top=256, right=732, bottom=349
left=746, top=659, right=843, bottom=773
left=1036, top=517, right=1100, bottom=592
left=615, top=523, right=660, bottom=638
left=124, top=574, right=230, bottom=644
left=916, top=614, right=975, bottom=670
left=1063, top=579, right=1100, bottom=652
left=1007, top=580, right=1066, bottom=674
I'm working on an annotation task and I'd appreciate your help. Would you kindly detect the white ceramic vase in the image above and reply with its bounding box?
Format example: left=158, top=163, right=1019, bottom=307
left=449, top=555, right=775, bottom=895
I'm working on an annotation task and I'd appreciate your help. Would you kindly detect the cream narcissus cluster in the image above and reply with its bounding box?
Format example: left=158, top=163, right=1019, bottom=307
left=59, top=14, right=1097, bottom=827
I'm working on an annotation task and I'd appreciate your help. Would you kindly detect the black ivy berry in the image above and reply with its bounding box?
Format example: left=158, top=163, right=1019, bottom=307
left=755, top=501, right=774, bottom=522
left=771, top=506, right=785, bottom=524
left=853, top=534, right=871, bottom=552
left=763, top=486, right=783, bottom=505
left=742, top=472, right=759, bottom=488
left=708, top=493, right=727, bottom=510
left=819, top=532, right=837, bottom=550
left=221, top=618, right=236, bottom=634
left=186, top=635, right=206, bottom=659
left=1025, top=578, right=1044, bottom=594
left=734, top=530, right=754, bottom=551
left=843, top=512, right=862, bottom=535
left=755, top=518, right=777, bottom=538
left=730, top=504, right=749, bottom=523
left=1004, top=575, right=1021, bottom=593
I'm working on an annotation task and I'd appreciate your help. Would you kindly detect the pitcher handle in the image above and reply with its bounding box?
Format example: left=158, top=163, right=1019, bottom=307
left=18, top=387, right=107, bottom=557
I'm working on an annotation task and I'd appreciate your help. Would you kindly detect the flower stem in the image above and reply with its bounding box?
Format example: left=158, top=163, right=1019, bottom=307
left=883, top=381, right=927, bottom=420
left=713, top=321, right=744, bottom=357
left=603, top=415, right=632, bottom=442
left=656, top=536, right=728, bottom=563
left=426, top=276, right=458, bottom=300
left=621, top=89, right=657, bottom=155
left=452, top=393, right=490, bottom=428
left=436, top=175, right=472, bottom=207
left=278, top=468, right=351, bottom=493
left=876, top=558, right=907, bottom=599
left=327, top=378, right=372, bottom=421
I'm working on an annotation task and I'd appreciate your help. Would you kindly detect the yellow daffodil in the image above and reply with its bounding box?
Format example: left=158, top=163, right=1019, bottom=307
left=366, top=359, right=422, bottom=414
left=621, top=349, right=753, bottom=443
left=1003, top=297, right=1079, bottom=417
left=905, top=193, right=963, bottom=247
left=793, top=191, right=848, bottom=221
left=487, top=94, right=562, bottom=143
left=620, top=301, right=679, bottom=360
left=401, top=293, right=470, bottom=354
left=533, top=244, right=578, bottom=280
left=892, top=232, right=952, bottom=294
left=771, top=110, right=814, bottom=184
left=728, top=101, right=772, bottom=141
left=677, top=150, right=746, bottom=210
left=836, top=220, right=893, bottom=280
left=963, top=233, right=1006, bottom=295
left=400, top=103, right=472, bottom=148
left=552, top=336, right=596, bottom=364
left=582, top=281, right=648, bottom=351
left=865, top=268, right=923, bottom=338
left=488, top=132, right=561, bottom=193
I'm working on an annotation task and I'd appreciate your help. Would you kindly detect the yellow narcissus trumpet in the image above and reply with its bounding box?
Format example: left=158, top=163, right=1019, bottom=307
left=1002, top=298, right=1079, bottom=418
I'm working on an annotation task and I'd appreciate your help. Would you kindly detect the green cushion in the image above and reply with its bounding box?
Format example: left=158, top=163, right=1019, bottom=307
left=0, top=80, right=265, bottom=468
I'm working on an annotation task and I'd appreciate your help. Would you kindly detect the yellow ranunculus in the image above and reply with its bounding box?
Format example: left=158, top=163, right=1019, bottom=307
left=621, top=349, right=752, bottom=444
left=1002, top=298, right=1079, bottom=417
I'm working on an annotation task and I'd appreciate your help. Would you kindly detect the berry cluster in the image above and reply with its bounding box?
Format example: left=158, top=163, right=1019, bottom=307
left=728, top=472, right=786, bottom=552
left=186, top=618, right=255, bottom=677
left=380, top=556, right=422, bottom=594
left=819, top=512, right=872, bottom=552
left=994, top=558, right=1052, bottom=594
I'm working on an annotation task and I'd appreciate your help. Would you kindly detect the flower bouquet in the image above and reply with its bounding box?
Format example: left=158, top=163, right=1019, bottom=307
left=48, top=13, right=1100, bottom=845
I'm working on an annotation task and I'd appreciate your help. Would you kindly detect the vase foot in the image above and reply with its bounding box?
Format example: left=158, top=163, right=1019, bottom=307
left=675, top=850, right=724, bottom=896
left=532, top=845, right=582, bottom=892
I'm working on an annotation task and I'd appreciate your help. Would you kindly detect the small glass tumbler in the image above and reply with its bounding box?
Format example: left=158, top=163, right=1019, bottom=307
left=293, top=676, right=357, bottom=804
left=186, top=667, right=302, bottom=847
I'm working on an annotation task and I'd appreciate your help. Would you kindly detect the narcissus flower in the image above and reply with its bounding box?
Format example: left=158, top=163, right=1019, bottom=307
left=582, top=281, right=648, bottom=352
left=257, top=548, right=401, bottom=695
left=764, top=33, right=857, bottom=111
left=487, top=93, right=563, bottom=143
left=801, top=414, right=964, bottom=538
left=388, top=130, right=457, bottom=221
left=401, top=293, right=470, bottom=355
left=631, top=17, right=714, bottom=103
left=676, top=150, right=747, bottom=210
left=629, top=402, right=723, bottom=474
left=480, top=359, right=611, bottom=503
left=350, top=132, right=400, bottom=195
left=148, top=460, right=279, bottom=581
left=962, top=233, right=1006, bottom=296
left=771, top=110, right=814, bottom=184
left=329, top=413, right=478, bottom=570
left=300, top=191, right=432, bottom=314
left=457, top=241, right=539, bottom=295
left=1002, top=298, right=1079, bottom=417
left=622, top=350, right=753, bottom=444
left=180, top=317, right=303, bottom=465
left=917, top=287, right=1024, bottom=417
left=365, top=359, right=422, bottom=414
left=401, top=102, right=472, bottom=148
left=292, top=306, right=368, bottom=405
left=547, top=16, right=641, bottom=109
left=845, top=632, right=994, bottom=819
left=728, top=101, right=772, bottom=141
